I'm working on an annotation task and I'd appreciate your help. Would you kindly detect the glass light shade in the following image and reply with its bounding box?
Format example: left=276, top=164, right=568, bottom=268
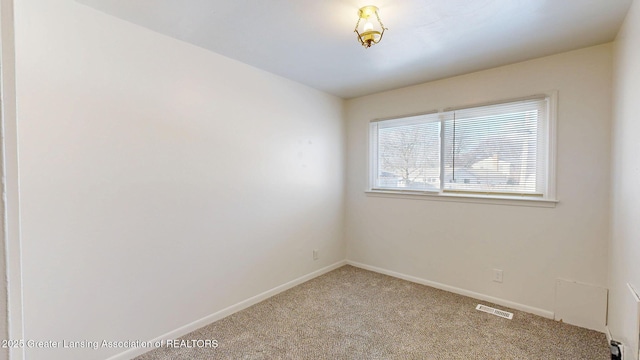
left=354, top=5, right=387, bottom=48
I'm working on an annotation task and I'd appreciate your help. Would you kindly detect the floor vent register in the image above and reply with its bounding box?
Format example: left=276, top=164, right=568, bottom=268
left=476, top=304, right=514, bottom=319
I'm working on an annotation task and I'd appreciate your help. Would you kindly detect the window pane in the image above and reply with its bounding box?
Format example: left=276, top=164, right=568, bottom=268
left=443, top=100, right=545, bottom=194
left=376, top=120, right=440, bottom=190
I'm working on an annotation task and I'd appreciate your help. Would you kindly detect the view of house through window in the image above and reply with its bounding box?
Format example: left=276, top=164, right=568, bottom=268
left=370, top=96, right=552, bottom=198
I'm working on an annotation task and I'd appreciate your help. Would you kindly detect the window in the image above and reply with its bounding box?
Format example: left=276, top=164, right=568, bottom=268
left=369, top=95, right=556, bottom=203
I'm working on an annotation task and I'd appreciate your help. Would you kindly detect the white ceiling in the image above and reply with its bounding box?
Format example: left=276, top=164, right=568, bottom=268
left=77, top=0, right=632, bottom=99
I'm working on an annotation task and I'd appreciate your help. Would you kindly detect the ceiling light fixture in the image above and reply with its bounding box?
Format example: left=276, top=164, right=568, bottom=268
left=354, top=5, right=387, bottom=48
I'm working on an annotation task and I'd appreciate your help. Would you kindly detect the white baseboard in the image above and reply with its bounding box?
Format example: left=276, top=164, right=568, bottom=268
left=107, top=260, right=347, bottom=360
left=346, top=260, right=554, bottom=319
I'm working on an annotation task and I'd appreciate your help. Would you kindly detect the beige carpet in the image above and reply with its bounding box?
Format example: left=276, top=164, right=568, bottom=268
left=136, top=265, right=608, bottom=359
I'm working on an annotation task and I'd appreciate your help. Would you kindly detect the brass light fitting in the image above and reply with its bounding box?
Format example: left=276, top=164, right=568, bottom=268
left=354, top=5, right=387, bottom=48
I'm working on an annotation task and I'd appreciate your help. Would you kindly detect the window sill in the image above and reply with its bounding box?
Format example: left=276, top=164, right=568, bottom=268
left=365, top=190, right=558, bottom=208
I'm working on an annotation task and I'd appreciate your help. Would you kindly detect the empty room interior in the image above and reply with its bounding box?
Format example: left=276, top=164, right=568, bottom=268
left=1, top=0, right=640, bottom=359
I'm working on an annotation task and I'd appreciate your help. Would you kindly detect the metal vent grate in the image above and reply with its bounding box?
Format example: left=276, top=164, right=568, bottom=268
left=476, top=304, right=514, bottom=319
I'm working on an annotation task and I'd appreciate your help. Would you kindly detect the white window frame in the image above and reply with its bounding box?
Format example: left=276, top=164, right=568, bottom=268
left=367, top=92, right=558, bottom=208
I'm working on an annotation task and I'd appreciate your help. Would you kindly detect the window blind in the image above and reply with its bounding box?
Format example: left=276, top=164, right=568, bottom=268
left=442, top=98, right=548, bottom=196
left=372, top=113, right=441, bottom=191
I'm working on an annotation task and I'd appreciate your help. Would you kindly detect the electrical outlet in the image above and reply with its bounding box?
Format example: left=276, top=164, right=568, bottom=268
left=313, top=249, right=319, bottom=260
left=493, top=269, right=503, bottom=283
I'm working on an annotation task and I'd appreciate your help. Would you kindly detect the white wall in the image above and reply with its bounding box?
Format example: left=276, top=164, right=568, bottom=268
left=0, top=3, right=8, bottom=353
left=346, top=45, right=612, bottom=323
left=14, top=1, right=345, bottom=359
left=0, top=1, right=17, bottom=359
left=610, top=0, right=640, bottom=357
